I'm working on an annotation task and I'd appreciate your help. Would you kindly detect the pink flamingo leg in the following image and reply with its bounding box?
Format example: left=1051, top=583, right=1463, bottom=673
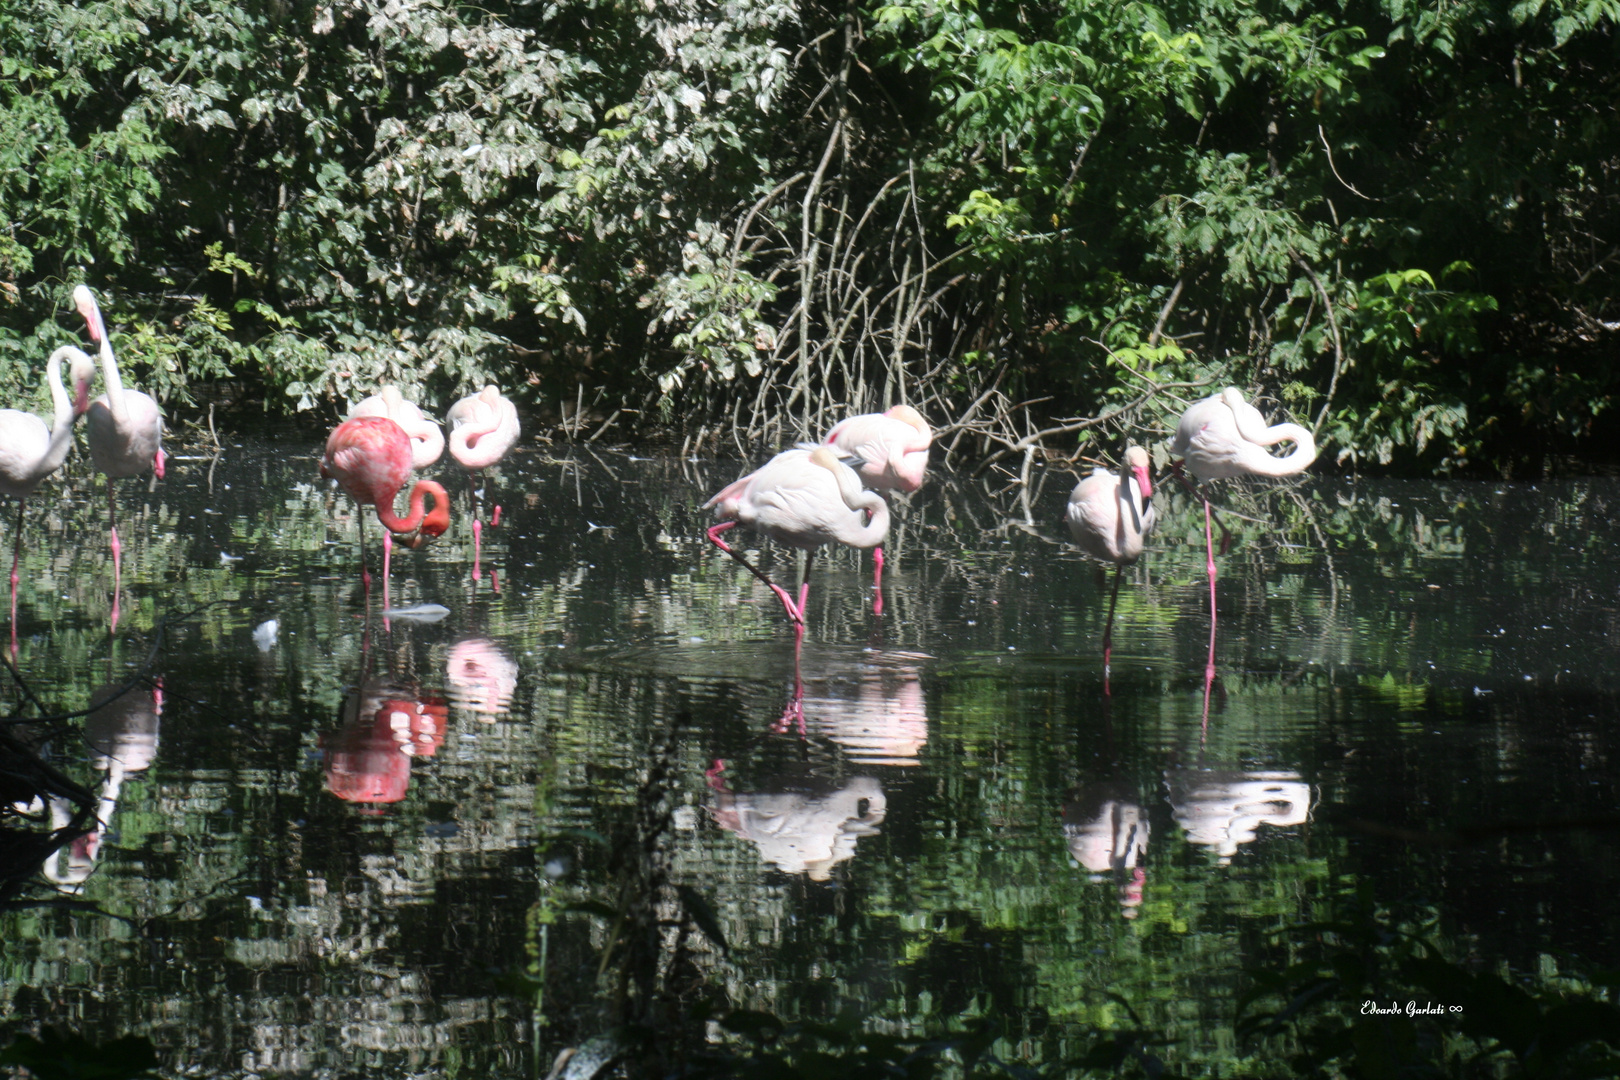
left=472, top=517, right=482, bottom=584
left=9, top=502, right=21, bottom=658
left=795, top=551, right=815, bottom=623
left=1202, top=607, right=1218, bottom=739
left=872, top=546, right=885, bottom=617
left=382, top=530, right=393, bottom=611
left=1203, top=497, right=1218, bottom=626
left=490, top=569, right=500, bottom=594
left=705, top=521, right=802, bottom=624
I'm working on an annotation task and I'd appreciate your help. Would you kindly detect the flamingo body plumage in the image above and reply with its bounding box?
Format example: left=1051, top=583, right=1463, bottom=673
left=823, top=404, right=932, bottom=494
left=447, top=385, right=520, bottom=471
left=349, top=385, right=444, bottom=470
left=1066, top=447, right=1156, bottom=566
left=1170, top=387, right=1316, bottom=481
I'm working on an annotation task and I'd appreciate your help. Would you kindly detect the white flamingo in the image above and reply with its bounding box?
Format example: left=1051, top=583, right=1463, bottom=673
left=74, top=286, right=165, bottom=597
left=446, top=384, right=520, bottom=576
left=349, top=385, right=444, bottom=470
left=0, top=344, right=96, bottom=644
left=1065, top=446, right=1156, bottom=674
left=822, top=404, right=932, bottom=611
left=704, top=447, right=890, bottom=626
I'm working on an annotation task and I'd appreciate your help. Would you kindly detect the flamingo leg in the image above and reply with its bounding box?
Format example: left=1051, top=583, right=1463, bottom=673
left=9, top=499, right=23, bottom=657
left=108, top=479, right=121, bottom=596
left=871, top=546, right=885, bottom=617
left=706, top=522, right=802, bottom=625
left=472, top=517, right=482, bottom=584
left=1202, top=497, right=1218, bottom=626
left=1172, top=461, right=1234, bottom=554
left=382, top=529, right=393, bottom=610
left=796, top=550, right=815, bottom=623
left=470, top=471, right=484, bottom=584
left=776, top=622, right=807, bottom=735
left=1102, top=561, right=1125, bottom=682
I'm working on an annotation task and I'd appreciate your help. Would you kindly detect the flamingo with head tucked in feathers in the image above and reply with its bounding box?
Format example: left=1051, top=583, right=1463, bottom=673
left=446, top=385, right=520, bottom=578
left=1066, top=446, right=1156, bottom=680
left=349, top=385, right=444, bottom=470
left=822, top=404, right=931, bottom=612
left=74, top=286, right=165, bottom=599
left=704, top=446, right=890, bottom=626
left=321, top=416, right=451, bottom=604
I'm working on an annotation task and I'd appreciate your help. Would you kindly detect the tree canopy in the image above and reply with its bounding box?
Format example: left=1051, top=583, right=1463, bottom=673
left=2, top=0, right=1616, bottom=472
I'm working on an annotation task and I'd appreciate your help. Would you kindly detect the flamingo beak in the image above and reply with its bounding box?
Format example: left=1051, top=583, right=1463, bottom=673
left=1133, top=465, right=1153, bottom=502
left=75, top=292, right=104, bottom=344
left=153, top=447, right=166, bottom=479
left=73, top=379, right=91, bottom=416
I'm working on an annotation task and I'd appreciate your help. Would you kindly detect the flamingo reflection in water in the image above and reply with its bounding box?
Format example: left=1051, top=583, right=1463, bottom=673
left=1061, top=783, right=1149, bottom=917
left=709, top=772, right=887, bottom=882
left=324, top=678, right=448, bottom=808
left=1164, top=769, right=1312, bottom=865
left=43, top=680, right=162, bottom=890
left=445, top=637, right=518, bottom=719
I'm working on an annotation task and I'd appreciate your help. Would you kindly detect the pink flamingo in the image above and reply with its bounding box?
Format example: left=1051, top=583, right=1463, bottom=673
left=1170, top=388, right=1316, bottom=626
left=705, top=446, right=890, bottom=626
left=74, top=287, right=165, bottom=604
left=446, top=385, right=520, bottom=579
left=1065, top=446, right=1156, bottom=680
left=0, top=345, right=96, bottom=649
left=349, top=385, right=445, bottom=470
left=823, top=405, right=931, bottom=612
left=320, top=416, right=451, bottom=604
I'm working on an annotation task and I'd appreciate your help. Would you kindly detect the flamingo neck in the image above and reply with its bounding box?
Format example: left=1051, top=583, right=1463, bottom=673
left=375, top=480, right=450, bottom=539
left=816, top=453, right=890, bottom=548
left=34, top=349, right=82, bottom=481
left=450, top=412, right=501, bottom=458
left=1238, top=423, right=1317, bottom=477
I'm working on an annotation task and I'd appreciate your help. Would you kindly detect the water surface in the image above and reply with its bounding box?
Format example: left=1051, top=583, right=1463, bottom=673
left=3, top=442, right=1618, bottom=1075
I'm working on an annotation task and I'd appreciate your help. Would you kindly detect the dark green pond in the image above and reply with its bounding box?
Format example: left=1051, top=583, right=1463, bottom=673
left=3, top=439, right=1618, bottom=1076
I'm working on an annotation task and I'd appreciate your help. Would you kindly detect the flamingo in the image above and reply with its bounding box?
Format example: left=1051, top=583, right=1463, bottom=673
left=349, top=385, right=445, bottom=470
left=320, top=416, right=451, bottom=603
left=74, top=287, right=165, bottom=598
left=704, top=446, right=890, bottom=626
left=0, top=345, right=96, bottom=648
left=446, top=385, right=520, bottom=578
left=823, top=404, right=932, bottom=612
left=1169, top=387, right=1316, bottom=627
left=1065, top=446, right=1156, bottom=677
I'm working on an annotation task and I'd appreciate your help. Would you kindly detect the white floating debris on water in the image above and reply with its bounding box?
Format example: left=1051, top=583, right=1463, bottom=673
left=383, top=604, right=451, bottom=623
left=253, top=619, right=279, bottom=651
left=220, top=552, right=243, bottom=563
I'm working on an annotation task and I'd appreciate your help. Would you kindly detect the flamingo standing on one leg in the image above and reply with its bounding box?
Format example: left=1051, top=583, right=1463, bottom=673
left=1065, top=446, right=1156, bottom=684
left=349, top=385, right=445, bottom=470
left=74, top=287, right=165, bottom=621
left=0, top=346, right=96, bottom=651
left=446, top=385, right=520, bottom=583
left=704, top=446, right=890, bottom=627
left=321, top=416, right=451, bottom=606
left=1169, top=387, right=1316, bottom=650
left=822, top=404, right=932, bottom=614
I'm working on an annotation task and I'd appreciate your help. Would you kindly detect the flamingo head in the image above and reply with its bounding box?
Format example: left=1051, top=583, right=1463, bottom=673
left=73, top=286, right=106, bottom=345
left=66, top=350, right=96, bottom=415
left=1124, top=445, right=1152, bottom=501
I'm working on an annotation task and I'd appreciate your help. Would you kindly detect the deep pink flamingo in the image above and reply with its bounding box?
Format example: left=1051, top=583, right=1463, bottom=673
left=75, top=287, right=165, bottom=606
left=320, top=416, right=451, bottom=603
left=446, top=384, right=520, bottom=580
left=0, top=345, right=95, bottom=650
left=822, top=404, right=931, bottom=613
left=705, top=446, right=889, bottom=626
